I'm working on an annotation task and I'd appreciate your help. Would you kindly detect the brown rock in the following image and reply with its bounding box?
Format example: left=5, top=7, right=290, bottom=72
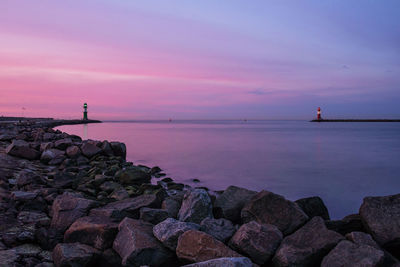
left=113, top=218, right=174, bottom=266
left=64, top=216, right=118, bottom=250
left=214, top=186, right=257, bottom=223
left=80, top=142, right=102, bottom=158
left=200, top=218, right=236, bottom=243
left=66, top=145, right=81, bottom=158
left=54, top=138, right=73, bottom=150
left=6, top=140, right=40, bottom=160
left=51, top=192, right=98, bottom=232
left=321, top=240, right=385, bottom=267
left=345, top=231, right=380, bottom=249
left=176, top=230, right=242, bottom=264
left=178, top=189, right=213, bottom=224
left=52, top=243, right=100, bottom=267
left=272, top=216, right=344, bottom=266
left=241, top=190, right=309, bottom=235
left=229, top=221, right=282, bottom=265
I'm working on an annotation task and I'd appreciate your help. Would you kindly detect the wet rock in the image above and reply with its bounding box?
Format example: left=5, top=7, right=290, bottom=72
left=40, top=149, right=65, bottom=164
left=345, top=231, right=380, bottom=249
left=229, top=221, right=282, bottom=265
left=113, top=218, right=174, bottom=266
left=200, top=218, right=236, bottom=243
left=359, top=194, right=400, bottom=257
left=6, top=140, right=40, bottom=160
left=153, top=218, right=200, bottom=251
left=80, top=142, right=102, bottom=158
left=326, top=214, right=365, bottom=235
left=52, top=243, right=100, bottom=267
left=214, top=186, right=257, bottom=223
left=176, top=230, right=242, bottom=263
left=321, top=240, right=385, bottom=267
left=115, top=167, right=151, bottom=185
left=241, top=190, right=309, bottom=235
left=150, top=166, right=162, bottom=175
left=272, top=216, right=344, bottom=266
left=54, top=138, right=72, bottom=150
left=140, top=207, right=169, bottom=225
left=295, top=196, right=330, bottom=220
left=110, top=142, right=126, bottom=159
left=89, top=194, right=158, bottom=220
left=64, top=216, right=118, bottom=250
left=0, top=249, right=20, bottom=266
left=66, top=145, right=81, bottom=158
left=178, top=189, right=213, bottom=224
left=182, top=257, right=254, bottom=267
left=51, top=192, right=98, bottom=232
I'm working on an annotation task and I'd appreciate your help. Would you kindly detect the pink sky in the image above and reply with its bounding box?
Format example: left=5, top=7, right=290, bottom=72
left=1, top=1, right=399, bottom=119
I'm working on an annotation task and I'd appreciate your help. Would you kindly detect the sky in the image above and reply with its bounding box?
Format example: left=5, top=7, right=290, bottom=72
left=0, top=0, right=399, bottom=120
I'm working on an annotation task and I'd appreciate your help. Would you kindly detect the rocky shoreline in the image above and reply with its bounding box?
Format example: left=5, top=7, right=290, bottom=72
left=0, top=120, right=399, bottom=267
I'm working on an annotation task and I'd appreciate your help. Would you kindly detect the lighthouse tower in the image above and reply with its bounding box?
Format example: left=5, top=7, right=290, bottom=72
left=83, top=103, right=88, bottom=120
left=317, top=107, right=322, bottom=120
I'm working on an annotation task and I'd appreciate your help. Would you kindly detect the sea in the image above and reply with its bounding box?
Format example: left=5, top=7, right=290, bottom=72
left=57, top=120, right=400, bottom=219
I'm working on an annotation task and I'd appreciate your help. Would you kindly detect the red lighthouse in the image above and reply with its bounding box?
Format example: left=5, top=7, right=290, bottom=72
left=317, top=107, right=322, bottom=120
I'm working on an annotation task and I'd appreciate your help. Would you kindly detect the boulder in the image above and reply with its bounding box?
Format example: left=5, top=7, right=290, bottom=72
left=66, top=145, right=81, bottom=158
left=40, top=149, right=65, bottom=164
left=162, top=197, right=182, bottom=218
left=272, top=216, right=344, bottom=266
left=101, top=141, right=114, bottom=156
left=214, top=186, right=257, bottom=223
left=321, top=240, right=385, bottom=267
left=229, top=221, right=282, bottom=265
left=140, top=207, right=169, bottom=225
left=113, top=218, right=174, bottom=266
left=345, top=231, right=380, bottom=249
left=241, top=190, right=309, bottom=235
left=52, top=243, right=101, bottom=267
left=178, top=189, right=213, bottom=224
left=176, top=230, right=242, bottom=263
left=359, top=194, right=400, bottom=257
left=200, top=218, right=236, bottom=243
left=326, top=214, right=365, bottom=235
left=89, top=194, right=158, bottom=220
left=115, top=167, right=151, bottom=185
left=80, top=142, right=102, bottom=158
left=182, top=257, right=254, bottom=267
left=54, top=138, right=72, bottom=150
left=6, top=140, right=40, bottom=160
left=51, top=192, right=98, bottom=232
left=153, top=218, right=200, bottom=251
left=64, top=216, right=118, bottom=250
left=295, top=196, right=330, bottom=220
left=110, top=142, right=126, bottom=159
left=16, top=170, right=46, bottom=188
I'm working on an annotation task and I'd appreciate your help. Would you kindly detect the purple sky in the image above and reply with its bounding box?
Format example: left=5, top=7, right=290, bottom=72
left=1, top=0, right=399, bottom=119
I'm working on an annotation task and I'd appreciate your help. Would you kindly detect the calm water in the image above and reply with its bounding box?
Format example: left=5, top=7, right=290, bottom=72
left=57, top=120, right=400, bottom=219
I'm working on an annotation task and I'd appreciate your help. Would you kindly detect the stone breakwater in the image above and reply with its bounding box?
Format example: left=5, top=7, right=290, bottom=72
left=0, top=122, right=399, bottom=267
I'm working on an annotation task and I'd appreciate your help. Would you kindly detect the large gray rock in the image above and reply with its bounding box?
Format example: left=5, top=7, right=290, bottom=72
left=176, top=230, right=242, bottom=264
left=54, top=138, right=72, bottom=150
left=64, top=216, right=118, bottom=250
left=359, top=194, right=400, bottom=257
left=51, top=192, right=98, bottom=232
left=321, top=240, right=385, bottom=267
left=178, top=189, right=213, bottom=224
left=241, top=190, right=309, bottom=235
left=113, top=218, right=174, bottom=266
left=40, top=149, right=65, bottom=164
left=272, top=216, right=344, bottom=267
left=214, top=186, right=257, bottom=223
left=80, top=142, right=102, bottom=158
left=6, top=140, right=40, bottom=160
left=200, top=218, right=236, bottom=243
left=52, top=243, right=100, bottom=267
left=115, top=167, right=151, bottom=185
left=153, top=218, right=200, bottom=251
left=295, top=196, right=330, bottom=220
left=229, top=221, right=282, bottom=265
left=182, top=257, right=254, bottom=267
left=89, top=194, right=158, bottom=220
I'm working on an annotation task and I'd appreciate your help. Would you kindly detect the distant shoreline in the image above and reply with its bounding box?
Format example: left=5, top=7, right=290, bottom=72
left=311, top=119, right=400, bottom=122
